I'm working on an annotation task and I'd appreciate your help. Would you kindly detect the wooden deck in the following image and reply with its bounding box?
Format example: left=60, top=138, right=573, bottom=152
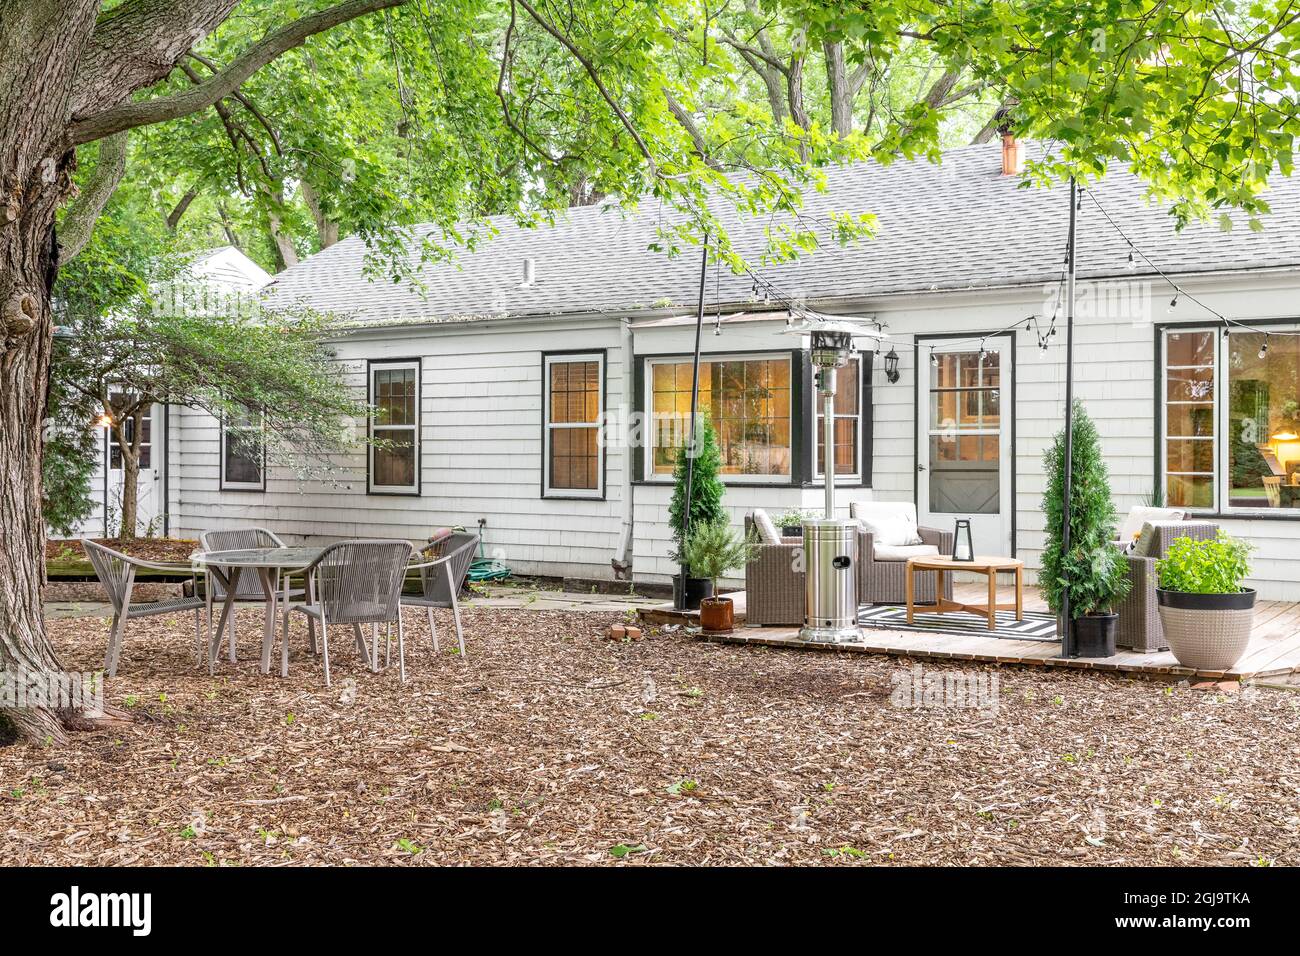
left=642, top=584, right=1300, bottom=683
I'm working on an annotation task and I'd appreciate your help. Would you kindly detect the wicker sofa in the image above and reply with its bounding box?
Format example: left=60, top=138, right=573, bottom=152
left=1114, top=520, right=1219, bottom=652
left=850, top=501, right=954, bottom=606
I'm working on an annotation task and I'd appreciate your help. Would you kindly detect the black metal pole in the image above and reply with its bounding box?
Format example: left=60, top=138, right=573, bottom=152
left=676, top=235, right=710, bottom=607
left=1060, top=177, right=1078, bottom=657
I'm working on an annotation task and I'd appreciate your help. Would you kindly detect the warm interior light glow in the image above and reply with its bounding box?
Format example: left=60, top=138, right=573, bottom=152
left=94, top=413, right=113, bottom=430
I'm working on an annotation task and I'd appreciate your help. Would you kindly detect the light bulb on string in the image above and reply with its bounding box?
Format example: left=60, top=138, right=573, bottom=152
left=1259, top=336, right=1269, bottom=359
left=1126, top=248, right=1136, bottom=269
left=1167, top=294, right=1179, bottom=313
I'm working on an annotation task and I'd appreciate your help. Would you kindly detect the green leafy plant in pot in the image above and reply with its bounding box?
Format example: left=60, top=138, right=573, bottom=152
left=668, top=419, right=725, bottom=610
left=773, top=508, right=814, bottom=537
left=1040, top=401, right=1132, bottom=656
left=684, top=517, right=758, bottom=633
left=1155, top=532, right=1255, bottom=670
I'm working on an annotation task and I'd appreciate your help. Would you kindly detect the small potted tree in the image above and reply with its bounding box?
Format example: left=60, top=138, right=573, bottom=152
left=668, top=419, right=725, bottom=610
left=1156, top=532, right=1256, bottom=670
left=1040, top=401, right=1132, bottom=656
left=684, top=517, right=757, bottom=633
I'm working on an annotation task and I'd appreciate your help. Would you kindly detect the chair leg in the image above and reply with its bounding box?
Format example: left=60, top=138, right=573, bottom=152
left=193, top=608, right=202, bottom=664
left=385, top=622, right=392, bottom=670
left=446, top=563, right=466, bottom=658
left=227, top=606, right=237, bottom=664
left=307, top=616, right=317, bottom=656
left=321, top=621, right=331, bottom=688
left=352, top=624, right=370, bottom=666
left=397, top=610, right=406, bottom=682
left=427, top=606, right=439, bottom=654
left=104, top=613, right=124, bottom=677
left=280, top=576, right=291, bottom=678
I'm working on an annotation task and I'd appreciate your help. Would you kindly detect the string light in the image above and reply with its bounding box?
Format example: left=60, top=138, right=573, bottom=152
left=1259, top=335, right=1269, bottom=359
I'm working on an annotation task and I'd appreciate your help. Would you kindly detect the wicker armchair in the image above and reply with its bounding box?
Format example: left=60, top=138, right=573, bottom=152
left=743, top=515, right=805, bottom=626
left=1115, top=521, right=1219, bottom=652
left=851, top=502, right=954, bottom=606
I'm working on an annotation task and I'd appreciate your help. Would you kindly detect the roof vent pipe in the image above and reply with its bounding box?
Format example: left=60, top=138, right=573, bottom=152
left=521, top=257, right=536, bottom=287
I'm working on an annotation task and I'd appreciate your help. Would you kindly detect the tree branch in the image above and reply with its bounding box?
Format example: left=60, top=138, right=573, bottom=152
left=69, top=0, right=407, bottom=145
left=59, top=131, right=129, bottom=262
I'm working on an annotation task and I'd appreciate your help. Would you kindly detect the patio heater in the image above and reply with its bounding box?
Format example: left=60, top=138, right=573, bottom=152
left=783, top=317, right=884, bottom=642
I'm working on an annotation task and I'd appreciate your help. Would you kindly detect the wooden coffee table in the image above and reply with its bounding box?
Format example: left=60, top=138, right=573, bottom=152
left=905, top=555, right=1024, bottom=630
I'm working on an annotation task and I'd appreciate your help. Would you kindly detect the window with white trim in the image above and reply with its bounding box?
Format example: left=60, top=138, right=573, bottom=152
left=1160, top=325, right=1300, bottom=514
left=220, top=410, right=264, bottom=490
left=544, top=352, right=604, bottom=497
left=646, top=353, right=792, bottom=482
left=369, top=360, right=420, bottom=494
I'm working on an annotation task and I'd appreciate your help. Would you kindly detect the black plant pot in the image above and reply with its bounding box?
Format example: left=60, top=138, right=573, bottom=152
left=782, top=525, right=804, bottom=538
left=672, top=574, right=714, bottom=611
left=1072, top=613, right=1117, bottom=658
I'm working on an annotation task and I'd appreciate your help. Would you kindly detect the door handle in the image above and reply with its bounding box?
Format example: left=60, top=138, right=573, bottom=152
left=917, top=464, right=927, bottom=472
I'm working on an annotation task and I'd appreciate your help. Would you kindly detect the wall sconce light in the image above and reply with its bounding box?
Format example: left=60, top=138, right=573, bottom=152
left=952, top=519, right=974, bottom=561
left=93, top=412, right=113, bottom=430
left=884, top=347, right=900, bottom=384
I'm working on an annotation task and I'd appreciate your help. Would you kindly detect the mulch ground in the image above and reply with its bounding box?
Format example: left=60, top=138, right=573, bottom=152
left=47, top=537, right=198, bottom=564
left=2, top=608, right=1298, bottom=866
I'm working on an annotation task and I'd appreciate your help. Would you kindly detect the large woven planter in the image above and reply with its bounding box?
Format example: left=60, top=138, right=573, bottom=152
left=1155, top=589, right=1256, bottom=671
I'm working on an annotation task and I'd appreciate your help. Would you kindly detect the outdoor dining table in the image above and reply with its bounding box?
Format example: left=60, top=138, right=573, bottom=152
left=192, top=546, right=325, bottom=677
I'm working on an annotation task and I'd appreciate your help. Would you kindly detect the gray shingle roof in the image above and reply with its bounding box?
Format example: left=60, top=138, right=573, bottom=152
left=263, top=142, right=1300, bottom=325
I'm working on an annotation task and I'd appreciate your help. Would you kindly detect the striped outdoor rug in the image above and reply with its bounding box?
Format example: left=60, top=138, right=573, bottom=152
left=859, top=604, right=1060, bottom=642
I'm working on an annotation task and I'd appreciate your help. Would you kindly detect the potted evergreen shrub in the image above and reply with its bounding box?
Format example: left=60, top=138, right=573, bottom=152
left=1155, top=532, right=1256, bottom=670
left=668, top=419, right=725, bottom=610
left=684, top=517, right=757, bottom=633
left=1040, top=401, right=1132, bottom=656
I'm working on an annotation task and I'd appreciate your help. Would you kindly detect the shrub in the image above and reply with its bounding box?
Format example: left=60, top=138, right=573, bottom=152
left=667, top=418, right=724, bottom=563
left=1156, top=532, right=1253, bottom=594
left=1039, top=400, right=1131, bottom=616
left=684, top=517, right=757, bottom=594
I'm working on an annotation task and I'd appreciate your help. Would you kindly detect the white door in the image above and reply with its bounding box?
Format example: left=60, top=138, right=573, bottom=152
left=918, top=336, right=1013, bottom=556
left=107, top=397, right=162, bottom=536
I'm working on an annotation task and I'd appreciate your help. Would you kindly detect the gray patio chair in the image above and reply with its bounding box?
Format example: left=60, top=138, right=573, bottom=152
left=288, top=540, right=414, bottom=685
left=401, top=532, right=478, bottom=657
left=1115, top=521, right=1219, bottom=652
left=743, top=515, right=804, bottom=626
left=82, top=539, right=207, bottom=677
left=198, top=527, right=304, bottom=663
left=851, top=502, right=953, bottom=606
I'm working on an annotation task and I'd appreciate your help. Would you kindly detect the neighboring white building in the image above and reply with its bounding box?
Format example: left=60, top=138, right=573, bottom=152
left=140, top=144, right=1300, bottom=599
left=67, top=246, right=272, bottom=538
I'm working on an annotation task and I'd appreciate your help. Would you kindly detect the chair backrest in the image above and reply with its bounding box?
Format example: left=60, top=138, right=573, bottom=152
left=1264, top=476, right=1282, bottom=508
left=1116, top=506, right=1186, bottom=543
left=200, top=527, right=286, bottom=598
left=82, top=539, right=134, bottom=613
left=314, top=539, right=413, bottom=625
left=419, top=533, right=479, bottom=604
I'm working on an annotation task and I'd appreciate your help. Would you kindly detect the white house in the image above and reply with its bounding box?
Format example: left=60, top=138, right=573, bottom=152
left=143, top=143, right=1300, bottom=599
left=70, top=246, right=272, bottom=538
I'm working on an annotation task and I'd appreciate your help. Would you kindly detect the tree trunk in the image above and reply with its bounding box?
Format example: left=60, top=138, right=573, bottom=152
left=823, top=41, right=853, bottom=138
left=0, top=193, right=74, bottom=747
left=119, top=453, right=139, bottom=541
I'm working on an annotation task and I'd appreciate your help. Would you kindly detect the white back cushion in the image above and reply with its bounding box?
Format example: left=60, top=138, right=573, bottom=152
left=750, top=509, right=781, bottom=545
left=850, top=501, right=922, bottom=547
left=1117, top=506, right=1185, bottom=543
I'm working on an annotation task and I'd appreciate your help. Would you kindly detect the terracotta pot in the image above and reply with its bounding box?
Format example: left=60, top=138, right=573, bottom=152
left=1156, top=588, right=1256, bottom=671
left=699, top=596, right=734, bottom=632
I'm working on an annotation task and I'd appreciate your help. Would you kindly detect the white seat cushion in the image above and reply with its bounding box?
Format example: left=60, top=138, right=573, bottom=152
left=873, top=543, right=940, bottom=562
left=750, top=509, right=781, bottom=545
left=1116, top=506, right=1185, bottom=544
left=851, top=500, right=923, bottom=547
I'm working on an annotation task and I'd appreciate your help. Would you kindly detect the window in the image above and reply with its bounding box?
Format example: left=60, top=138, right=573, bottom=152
left=221, top=410, right=264, bottom=490
left=647, top=354, right=792, bottom=481
left=108, top=394, right=151, bottom=469
left=1160, top=326, right=1300, bottom=513
left=814, top=355, right=864, bottom=480
left=544, top=353, right=604, bottom=497
left=369, top=360, right=420, bottom=494
left=1162, top=329, right=1216, bottom=510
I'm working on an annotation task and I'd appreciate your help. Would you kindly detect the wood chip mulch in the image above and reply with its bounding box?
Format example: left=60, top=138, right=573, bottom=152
left=46, top=538, right=198, bottom=564
left=2, top=608, right=1298, bottom=866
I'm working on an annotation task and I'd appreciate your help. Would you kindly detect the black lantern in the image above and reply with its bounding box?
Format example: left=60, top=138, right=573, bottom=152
left=952, top=519, right=974, bottom=561
left=883, top=346, right=900, bottom=384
